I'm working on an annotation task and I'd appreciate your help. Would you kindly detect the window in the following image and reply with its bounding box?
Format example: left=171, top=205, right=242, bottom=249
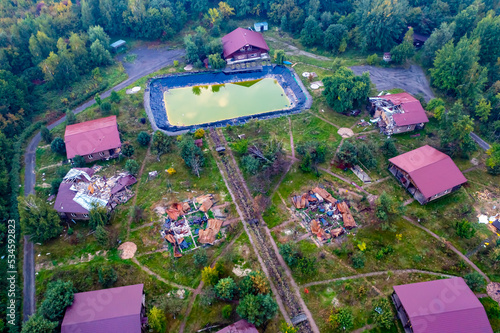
left=249, top=53, right=257, bottom=58
left=88, top=154, right=93, bottom=159
left=99, top=152, right=105, bottom=157
left=83, top=213, right=89, bottom=218
left=70, top=213, right=77, bottom=217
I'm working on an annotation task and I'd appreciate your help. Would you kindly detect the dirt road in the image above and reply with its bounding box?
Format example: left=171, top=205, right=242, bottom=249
left=350, top=65, right=435, bottom=102
left=22, top=47, right=184, bottom=321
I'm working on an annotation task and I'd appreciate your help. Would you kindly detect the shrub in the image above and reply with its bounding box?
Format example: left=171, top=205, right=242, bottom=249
left=351, top=251, right=365, bottom=269
left=66, top=109, right=77, bottom=125
left=201, top=265, right=219, bottom=285
left=366, top=53, right=379, bottom=65
left=194, top=128, right=205, bottom=139
left=39, top=280, right=75, bottom=321
left=21, top=314, right=58, bottom=333
left=98, top=266, right=117, bottom=288
left=110, top=90, right=121, bottom=103
left=166, top=167, right=176, bottom=175
left=100, top=101, right=111, bottom=115
left=72, top=155, right=85, bottom=167
left=329, top=307, right=353, bottom=331
left=456, top=219, right=476, bottom=239
left=122, top=142, right=135, bottom=157
left=372, top=297, right=394, bottom=329
left=193, top=249, right=208, bottom=267
left=239, top=271, right=270, bottom=297
left=148, top=306, right=167, bottom=333
left=94, top=94, right=101, bottom=105
left=41, top=126, right=52, bottom=144
left=137, top=131, right=151, bottom=146
left=89, top=204, right=108, bottom=230
left=125, top=159, right=140, bottom=175
left=215, top=277, right=237, bottom=300
left=50, top=178, right=62, bottom=195
left=464, top=272, right=486, bottom=291
left=173, top=60, right=179, bottom=67
left=51, top=137, right=66, bottom=155
left=222, top=304, right=232, bottom=319
left=67, top=227, right=73, bottom=235
left=94, top=225, right=109, bottom=247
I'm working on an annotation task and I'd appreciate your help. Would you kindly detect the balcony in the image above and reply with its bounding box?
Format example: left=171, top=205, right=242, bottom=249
left=226, top=53, right=270, bottom=65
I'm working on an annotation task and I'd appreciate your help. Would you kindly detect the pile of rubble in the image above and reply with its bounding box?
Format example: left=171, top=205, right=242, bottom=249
left=159, top=194, right=223, bottom=258
left=291, top=187, right=357, bottom=244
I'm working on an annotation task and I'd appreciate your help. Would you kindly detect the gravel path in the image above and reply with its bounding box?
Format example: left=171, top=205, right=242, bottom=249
left=303, top=269, right=456, bottom=287
left=350, top=65, right=435, bottom=102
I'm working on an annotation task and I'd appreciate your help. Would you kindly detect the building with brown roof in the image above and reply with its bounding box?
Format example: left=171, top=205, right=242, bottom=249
left=369, top=92, right=429, bottom=135
left=65, top=115, right=121, bottom=163
left=61, top=284, right=147, bottom=333
left=392, top=277, right=493, bottom=333
left=221, top=27, right=270, bottom=65
left=388, top=145, right=467, bottom=204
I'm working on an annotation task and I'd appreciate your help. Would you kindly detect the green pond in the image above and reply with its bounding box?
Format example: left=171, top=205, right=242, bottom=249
left=164, top=78, right=291, bottom=126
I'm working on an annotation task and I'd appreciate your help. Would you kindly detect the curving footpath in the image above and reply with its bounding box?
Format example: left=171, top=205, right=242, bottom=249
left=22, top=49, right=185, bottom=321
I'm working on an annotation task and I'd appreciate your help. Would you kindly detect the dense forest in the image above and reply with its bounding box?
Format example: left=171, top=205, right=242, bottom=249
left=1, top=0, right=500, bottom=330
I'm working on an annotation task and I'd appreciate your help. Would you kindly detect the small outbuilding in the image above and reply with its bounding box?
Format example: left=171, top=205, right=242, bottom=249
left=254, top=22, right=268, bottom=32
left=216, top=320, right=258, bottom=333
left=388, top=145, right=467, bottom=204
left=392, top=277, right=493, bottom=333
left=110, top=39, right=126, bottom=52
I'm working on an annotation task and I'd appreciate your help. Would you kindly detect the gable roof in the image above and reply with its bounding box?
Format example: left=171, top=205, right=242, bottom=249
left=61, top=284, right=144, bottom=333
left=393, top=277, right=493, bottom=333
left=381, top=92, right=429, bottom=126
left=389, top=145, right=467, bottom=199
left=216, top=320, right=258, bottom=333
left=221, top=27, right=269, bottom=58
left=64, top=116, right=121, bottom=159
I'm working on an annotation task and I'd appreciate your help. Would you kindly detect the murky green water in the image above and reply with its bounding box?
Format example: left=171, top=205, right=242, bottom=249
left=164, top=78, right=290, bottom=126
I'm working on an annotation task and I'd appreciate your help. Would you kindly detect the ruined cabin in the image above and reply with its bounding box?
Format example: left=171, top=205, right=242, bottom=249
left=388, top=145, right=467, bottom=204
left=61, top=284, right=147, bottom=333
left=65, top=115, right=121, bottom=163
left=221, top=27, right=270, bottom=65
left=369, top=92, right=429, bottom=135
left=392, top=277, right=493, bottom=333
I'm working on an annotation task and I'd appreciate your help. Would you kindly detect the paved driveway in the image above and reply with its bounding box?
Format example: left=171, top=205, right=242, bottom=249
left=350, top=65, right=435, bottom=102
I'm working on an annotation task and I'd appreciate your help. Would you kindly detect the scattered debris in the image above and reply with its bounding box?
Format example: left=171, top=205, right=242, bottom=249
left=233, top=263, right=252, bottom=277
left=350, top=165, right=371, bottom=184
left=198, top=219, right=223, bottom=244
left=148, top=171, right=158, bottom=180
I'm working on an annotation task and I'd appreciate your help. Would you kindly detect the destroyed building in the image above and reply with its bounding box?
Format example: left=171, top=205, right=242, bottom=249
left=369, top=92, right=429, bottom=135
left=388, top=145, right=467, bottom=204
left=54, top=168, right=137, bottom=220
left=291, top=187, right=356, bottom=244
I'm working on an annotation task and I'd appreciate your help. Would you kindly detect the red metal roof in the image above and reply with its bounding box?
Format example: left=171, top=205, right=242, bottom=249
left=393, top=278, right=493, bottom=333
left=54, top=168, right=95, bottom=214
left=61, top=284, right=144, bottom=333
left=221, top=28, right=269, bottom=58
left=64, top=116, right=121, bottom=159
left=381, top=92, right=429, bottom=126
left=389, top=145, right=467, bottom=199
left=216, top=320, right=258, bottom=333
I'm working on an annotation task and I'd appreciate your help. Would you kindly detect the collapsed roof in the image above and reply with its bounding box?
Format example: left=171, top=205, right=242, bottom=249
left=198, top=219, right=223, bottom=244
left=370, top=92, right=429, bottom=134
left=54, top=168, right=137, bottom=214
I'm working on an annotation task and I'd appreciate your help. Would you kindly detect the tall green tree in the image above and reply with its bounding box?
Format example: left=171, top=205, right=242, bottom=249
left=390, top=28, right=415, bottom=64
left=422, top=22, right=455, bottom=67
left=38, top=280, right=75, bottom=321
left=179, top=136, right=205, bottom=177
left=215, top=277, right=238, bottom=300
left=439, top=101, right=476, bottom=157
left=90, top=39, right=112, bottom=66
left=208, top=53, right=226, bottom=69
left=323, top=24, right=348, bottom=53
left=430, top=37, right=487, bottom=104
left=152, top=131, right=173, bottom=159
left=237, top=294, right=278, bottom=327
left=473, top=12, right=500, bottom=68
left=486, top=143, right=500, bottom=175
left=19, top=195, right=62, bottom=243
left=300, top=15, right=323, bottom=46
left=89, top=203, right=108, bottom=230
left=148, top=306, right=167, bottom=333
left=355, top=0, right=409, bottom=50
left=323, top=67, right=371, bottom=114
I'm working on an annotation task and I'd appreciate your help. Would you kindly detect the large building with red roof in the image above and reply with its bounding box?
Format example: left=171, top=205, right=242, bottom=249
left=61, top=284, right=146, bottom=333
left=64, top=115, right=121, bottom=163
left=221, top=27, right=270, bottom=65
left=388, top=145, right=467, bottom=204
left=369, top=92, right=429, bottom=135
left=392, top=277, right=493, bottom=333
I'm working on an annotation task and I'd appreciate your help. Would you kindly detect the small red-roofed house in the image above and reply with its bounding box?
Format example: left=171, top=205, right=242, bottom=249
left=392, top=277, right=493, bottom=333
left=64, top=115, right=121, bottom=163
left=388, top=145, right=467, bottom=204
left=221, top=27, right=270, bottom=65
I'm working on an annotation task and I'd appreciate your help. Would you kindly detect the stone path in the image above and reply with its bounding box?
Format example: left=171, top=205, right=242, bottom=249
left=131, top=257, right=195, bottom=291
left=302, top=269, right=456, bottom=287
left=126, top=145, right=151, bottom=238
left=402, top=216, right=491, bottom=283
